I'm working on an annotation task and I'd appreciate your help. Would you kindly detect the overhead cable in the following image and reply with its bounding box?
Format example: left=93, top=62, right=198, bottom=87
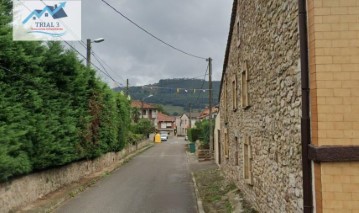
left=100, top=0, right=208, bottom=60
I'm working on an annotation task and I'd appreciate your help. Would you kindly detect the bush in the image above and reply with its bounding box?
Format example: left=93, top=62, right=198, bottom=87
left=187, top=128, right=201, bottom=142
left=127, top=132, right=145, bottom=145
left=130, top=119, right=155, bottom=138
left=191, top=119, right=214, bottom=145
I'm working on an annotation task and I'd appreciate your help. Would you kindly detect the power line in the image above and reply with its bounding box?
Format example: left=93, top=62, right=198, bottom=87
left=195, top=64, right=209, bottom=103
left=78, top=40, right=127, bottom=85
left=63, top=41, right=119, bottom=85
left=91, top=53, right=123, bottom=86
left=19, top=1, right=120, bottom=87
left=99, top=0, right=207, bottom=60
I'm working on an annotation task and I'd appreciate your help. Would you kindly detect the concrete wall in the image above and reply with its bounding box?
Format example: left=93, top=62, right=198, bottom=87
left=307, top=0, right=359, bottom=212
left=0, top=140, right=150, bottom=213
left=219, top=0, right=302, bottom=212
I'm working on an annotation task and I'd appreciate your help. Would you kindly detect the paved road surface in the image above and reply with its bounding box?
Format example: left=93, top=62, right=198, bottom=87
left=56, top=137, right=197, bottom=213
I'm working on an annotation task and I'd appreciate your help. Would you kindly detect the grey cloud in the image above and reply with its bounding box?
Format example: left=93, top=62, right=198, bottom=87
left=81, top=0, right=232, bottom=86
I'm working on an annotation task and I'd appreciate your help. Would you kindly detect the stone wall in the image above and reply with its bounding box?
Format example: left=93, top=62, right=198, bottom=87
left=0, top=140, right=150, bottom=213
left=219, top=0, right=302, bottom=212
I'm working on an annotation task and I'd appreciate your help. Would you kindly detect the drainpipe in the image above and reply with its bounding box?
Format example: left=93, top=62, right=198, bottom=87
left=298, top=0, right=313, bottom=212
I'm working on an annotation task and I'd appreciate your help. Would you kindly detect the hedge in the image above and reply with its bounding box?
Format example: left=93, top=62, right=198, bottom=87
left=0, top=1, right=131, bottom=181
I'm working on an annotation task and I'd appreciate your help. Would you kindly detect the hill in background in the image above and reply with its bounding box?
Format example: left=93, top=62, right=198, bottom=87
left=114, top=78, right=220, bottom=114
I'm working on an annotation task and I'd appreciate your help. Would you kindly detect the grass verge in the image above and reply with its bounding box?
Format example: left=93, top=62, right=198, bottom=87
left=193, top=168, right=257, bottom=213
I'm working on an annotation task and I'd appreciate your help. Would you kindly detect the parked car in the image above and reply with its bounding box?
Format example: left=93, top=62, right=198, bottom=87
left=160, top=132, right=168, bottom=141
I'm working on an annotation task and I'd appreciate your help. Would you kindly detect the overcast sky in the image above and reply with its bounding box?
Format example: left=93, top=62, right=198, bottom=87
left=74, top=0, right=233, bottom=87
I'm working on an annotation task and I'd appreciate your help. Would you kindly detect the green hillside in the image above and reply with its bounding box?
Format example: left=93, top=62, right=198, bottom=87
left=114, top=78, right=220, bottom=112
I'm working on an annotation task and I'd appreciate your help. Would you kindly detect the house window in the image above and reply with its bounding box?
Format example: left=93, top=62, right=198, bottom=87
left=237, top=18, right=241, bottom=47
left=243, top=135, right=253, bottom=185
left=224, top=76, right=228, bottom=124
left=232, top=75, right=238, bottom=111
left=45, top=13, right=49, bottom=17
left=33, top=17, right=36, bottom=20
left=224, top=129, right=229, bottom=159
left=235, top=136, right=239, bottom=166
left=241, top=62, right=249, bottom=108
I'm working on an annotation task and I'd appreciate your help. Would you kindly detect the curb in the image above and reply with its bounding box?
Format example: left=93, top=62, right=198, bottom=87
left=20, top=143, right=154, bottom=213
left=191, top=172, right=205, bottom=213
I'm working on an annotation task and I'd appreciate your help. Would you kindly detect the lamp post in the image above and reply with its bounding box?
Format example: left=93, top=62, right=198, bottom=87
left=86, top=38, right=105, bottom=68
left=141, top=94, right=153, bottom=119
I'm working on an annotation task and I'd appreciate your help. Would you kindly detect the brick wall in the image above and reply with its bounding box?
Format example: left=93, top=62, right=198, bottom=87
left=308, top=0, right=359, bottom=212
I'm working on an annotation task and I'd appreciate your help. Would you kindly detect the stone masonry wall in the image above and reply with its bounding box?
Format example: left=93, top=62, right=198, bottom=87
left=219, top=0, right=302, bottom=212
left=0, top=140, right=150, bottom=213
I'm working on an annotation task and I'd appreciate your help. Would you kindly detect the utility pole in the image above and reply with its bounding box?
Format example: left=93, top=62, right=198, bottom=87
left=126, top=79, right=129, bottom=97
left=208, top=57, right=213, bottom=153
left=189, top=103, right=192, bottom=129
left=86, top=39, right=91, bottom=68
left=86, top=38, right=105, bottom=68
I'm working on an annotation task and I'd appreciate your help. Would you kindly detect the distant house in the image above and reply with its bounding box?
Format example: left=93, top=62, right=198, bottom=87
left=188, top=112, right=200, bottom=128
left=131, top=100, right=158, bottom=126
left=198, top=106, right=219, bottom=120
left=156, top=112, right=176, bottom=135
left=23, top=2, right=67, bottom=24
left=176, top=114, right=189, bottom=136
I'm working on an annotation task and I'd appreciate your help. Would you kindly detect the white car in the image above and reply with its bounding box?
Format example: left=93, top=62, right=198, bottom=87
left=160, top=133, right=168, bottom=141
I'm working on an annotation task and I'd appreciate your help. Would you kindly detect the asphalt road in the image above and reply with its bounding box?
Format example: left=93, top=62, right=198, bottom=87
left=56, top=137, right=197, bottom=213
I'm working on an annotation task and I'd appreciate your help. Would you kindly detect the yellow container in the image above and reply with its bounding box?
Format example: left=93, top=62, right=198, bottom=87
left=155, top=133, right=161, bottom=143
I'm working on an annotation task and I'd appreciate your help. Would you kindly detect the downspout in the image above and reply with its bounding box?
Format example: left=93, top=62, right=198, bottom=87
left=298, top=0, right=313, bottom=212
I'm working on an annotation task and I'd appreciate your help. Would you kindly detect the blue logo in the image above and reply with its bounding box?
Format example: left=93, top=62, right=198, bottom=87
left=22, top=2, right=68, bottom=37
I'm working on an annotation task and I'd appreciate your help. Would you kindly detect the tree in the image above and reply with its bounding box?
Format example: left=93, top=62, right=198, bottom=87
left=131, top=119, right=155, bottom=138
left=131, top=107, right=141, bottom=123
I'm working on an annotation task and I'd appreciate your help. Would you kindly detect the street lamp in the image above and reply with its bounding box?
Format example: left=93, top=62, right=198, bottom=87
left=86, top=38, right=105, bottom=68
left=141, top=94, right=153, bottom=119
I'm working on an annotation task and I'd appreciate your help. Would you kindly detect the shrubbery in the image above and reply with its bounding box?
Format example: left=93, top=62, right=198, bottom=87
left=130, top=119, right=155, bottom=138
left=187, top=119, right=214, bottom=145
left=0, top=1, right=132, bottom=181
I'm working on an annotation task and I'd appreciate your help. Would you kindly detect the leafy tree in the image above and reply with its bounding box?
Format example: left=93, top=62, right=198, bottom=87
left=131, top=107, right=141, bottom=123
left=131, top=119, right=155, bottom=138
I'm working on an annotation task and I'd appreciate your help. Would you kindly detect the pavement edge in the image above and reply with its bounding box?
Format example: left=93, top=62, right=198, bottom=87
left=191, top=172, right=205, bottom=213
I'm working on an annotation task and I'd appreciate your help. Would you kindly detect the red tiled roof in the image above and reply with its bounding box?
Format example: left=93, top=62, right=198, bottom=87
left=131, top=100, right=157, bottom=109
left=198, top=107, right=219, bottom=119
left=157, top=112, right=175, bottom=122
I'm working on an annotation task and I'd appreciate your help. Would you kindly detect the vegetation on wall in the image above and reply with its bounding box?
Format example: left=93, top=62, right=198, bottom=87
left=0, top=1, right=131, bottom=181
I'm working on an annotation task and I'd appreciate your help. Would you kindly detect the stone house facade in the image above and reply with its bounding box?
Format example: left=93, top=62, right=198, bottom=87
left=219, top=0, right=303, bottom=212
left=219, top=0, right=359, bottom=213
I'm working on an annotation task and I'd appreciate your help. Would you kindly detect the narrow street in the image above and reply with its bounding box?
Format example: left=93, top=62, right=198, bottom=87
left=56, top=137, right=197, bottom=213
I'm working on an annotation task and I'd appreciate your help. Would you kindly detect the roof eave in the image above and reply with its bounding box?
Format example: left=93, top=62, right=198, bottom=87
left=219, top=0, right=238, bottom=103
